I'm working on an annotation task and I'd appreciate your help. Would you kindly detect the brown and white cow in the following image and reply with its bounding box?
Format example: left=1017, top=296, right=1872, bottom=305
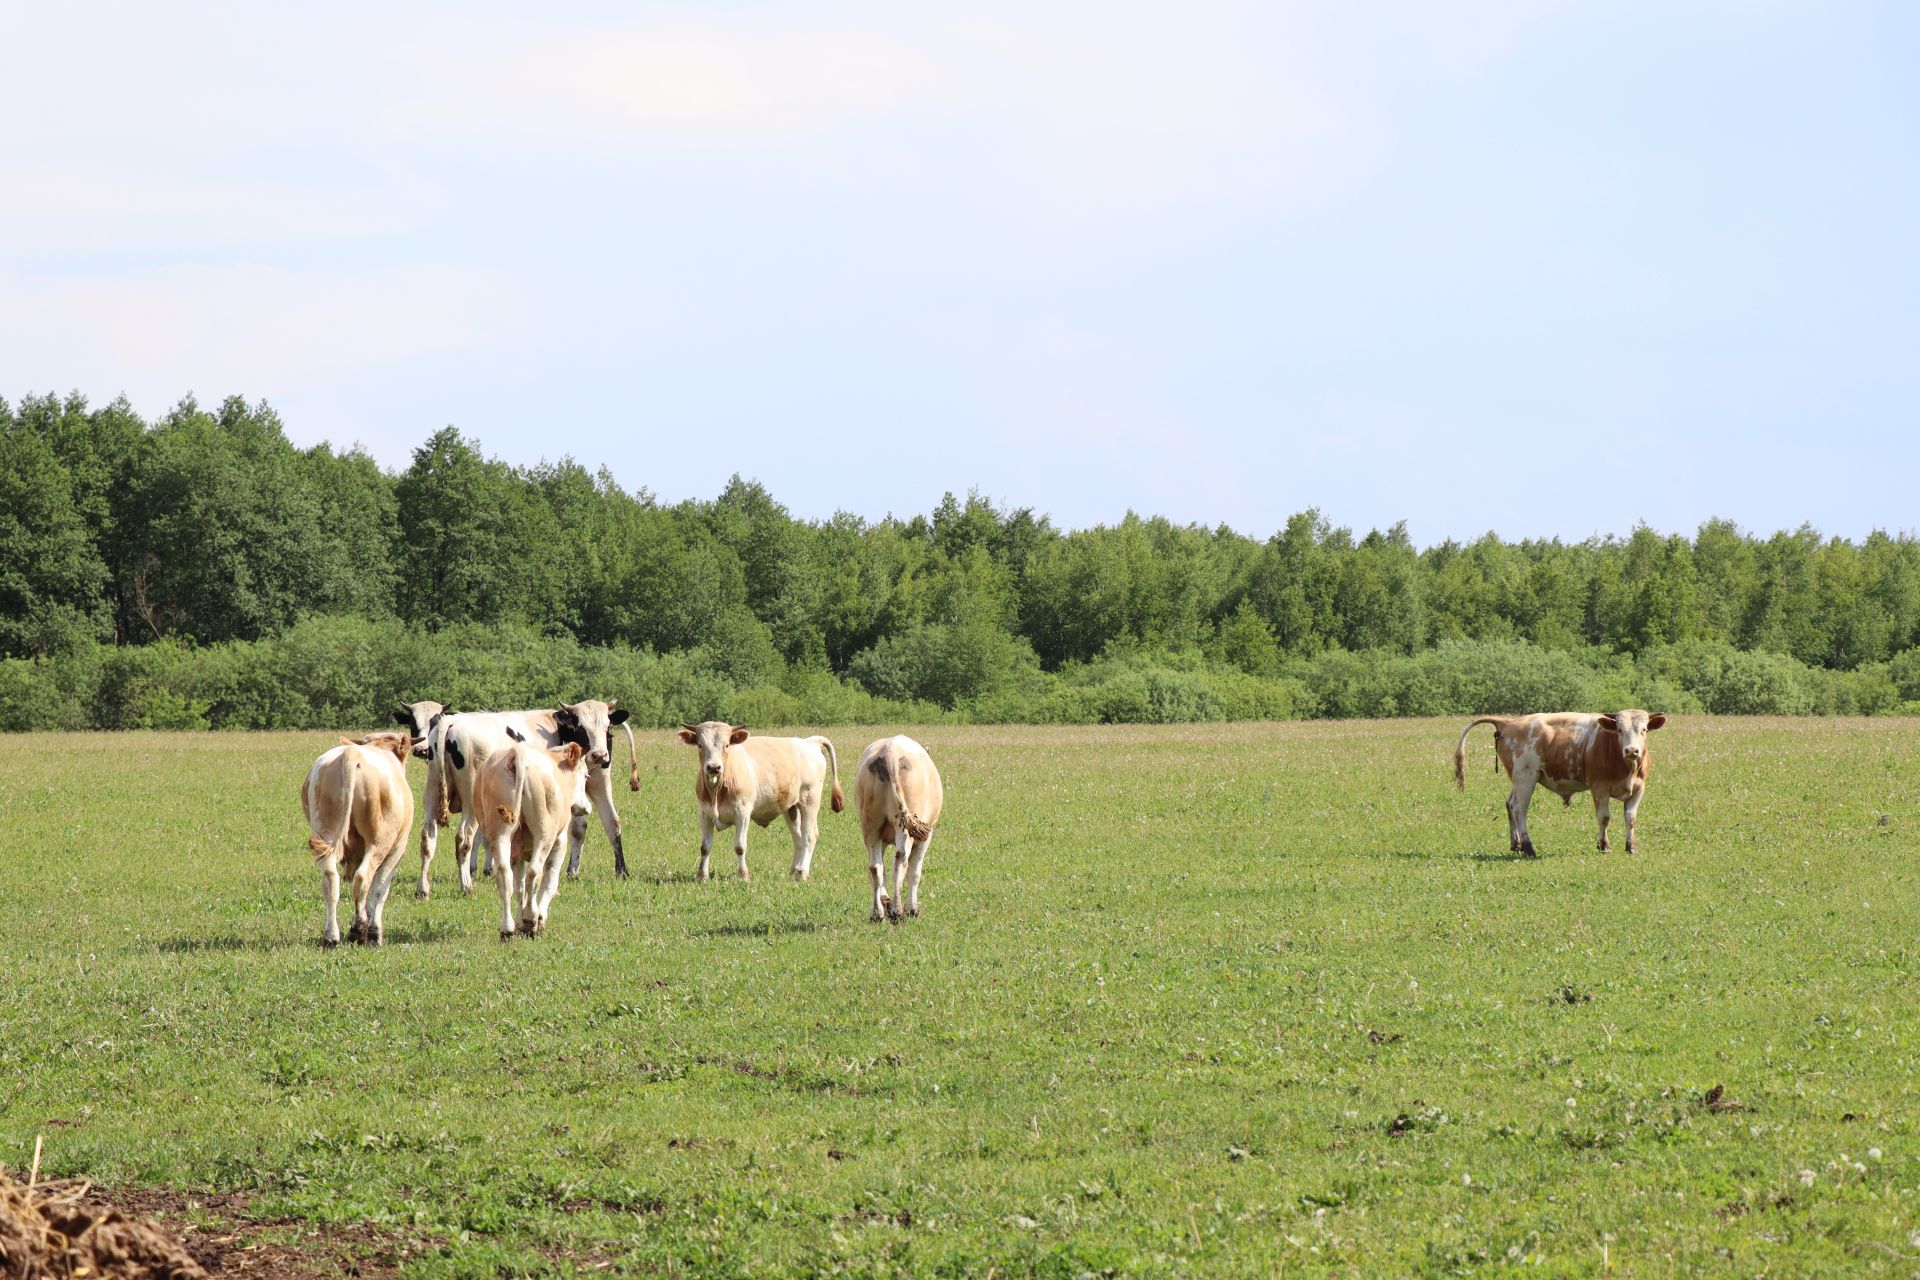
left=1454, top=710, right=1667, bottom=856
left=301, top=731, right=415, bottom=946
left=416, top=699, right=639, bottom=897
left=855, top=735, right=944, bottom=922
left=677, top=722, right=844, bottom=881
left=475, top=730, right=592, bottom=939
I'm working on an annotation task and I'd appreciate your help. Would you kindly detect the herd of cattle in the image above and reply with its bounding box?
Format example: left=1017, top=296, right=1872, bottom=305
left=298, top=696, right=1665, bottom=947
left=299, top=698, right=943, bottom=946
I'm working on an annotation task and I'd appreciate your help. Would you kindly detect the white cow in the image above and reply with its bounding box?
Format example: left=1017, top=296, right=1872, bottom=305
left=475, top=730, right=592, bottom=939
left=301, top=731, right=415, bottom=946
left=677, top=721, right=843, bottom=881
left=416, top=699, right=637, bottom=896
left=855, top=735, right=945, bottom=922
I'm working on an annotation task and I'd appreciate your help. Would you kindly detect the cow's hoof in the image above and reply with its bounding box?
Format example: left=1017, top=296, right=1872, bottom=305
left=518, top=919, right=536, bottom=936
left=321, top=937, right=339, bottom=949
left=790, top=868, right=808, bottom=882
left=1521, top=846, right=1538, bottom=858
left=907, top=905, right=920, bottom=918
left=414, top=886, right=431, bottom=901
left=870, top=909, right=885, bottom=922
left=499, top=930, right=516, bottom=942
left=614, top=864, right=631, bottom=881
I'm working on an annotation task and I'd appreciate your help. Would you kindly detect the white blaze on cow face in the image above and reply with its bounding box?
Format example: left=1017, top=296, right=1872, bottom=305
left=556, top=699, right=630, bottom=771
left=680, top=720, right=750, bottom=793
left=1597, top=710, right=1664, bottom=762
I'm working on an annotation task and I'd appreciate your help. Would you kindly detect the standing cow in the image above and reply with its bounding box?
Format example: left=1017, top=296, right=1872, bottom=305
left=415, top=699, right=638, bottom=897
left=677, top=721, right=843, bottom=881
left=856, top=735, right=944, bottom=922
left=476, top=729, right=592, bottom=939
left=301, top=731, right=415, bottom=946
left=1454, top=710, right=1666, bottom=856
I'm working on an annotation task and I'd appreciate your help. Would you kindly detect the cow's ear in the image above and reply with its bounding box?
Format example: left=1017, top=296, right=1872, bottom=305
left=392, top=708, right=412, bottom=726
left=506, top=726, right=525, bottom=743
left=1595, top=714, right=1618, bottom=733
left=677, top=728, right=698, bottom=745
left=1646, top=713, right=1666, bottom=731
left=609, top=708, right=630, bottom=726
left=562, top=743, right=584, bottom=766
left=442, top=706, right=455, bottom=716
left=728, top=726, right=750, bottom=745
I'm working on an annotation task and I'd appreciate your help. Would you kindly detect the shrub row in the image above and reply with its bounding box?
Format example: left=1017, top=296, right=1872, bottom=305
left=0, top=621, right=1913, bottom=733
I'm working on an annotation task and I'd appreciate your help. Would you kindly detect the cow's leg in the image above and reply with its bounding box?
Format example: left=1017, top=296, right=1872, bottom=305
left=564, top=810, right=590, bottom=879
left=793, top=799, right=823, bottom=881
left=416, top=764, right=442, bottom=899
left=493, top=836, right=519, bottom=940
left=732, top=807, right=751, bottom=881
left=533, top=836, right=567, bottom=932
left=785, top=804, right=808, bottom=880
left=697, top=810, right=714, bottom=882
left=580, top=767, right=627, bottom=879
left=1509, top=772, right=1540, bottom=856
left=350, top=855, right=376, bottom=944
left=366, top=838, right=407, bottom=946
left=319, top=855, right=343, bottom=947
left=867, top=839, right=889, bottom=921
left=518, top=847, right=541, bottom=934
left=904, top=835, right=930, bottom=918
left=455, top=813, right=482, bottom=896
left=1624, top=786, right=1643, bottom=855
left=1593, top=792, right=1612, bottom=853
left=889, top=839, right=911, bottom=921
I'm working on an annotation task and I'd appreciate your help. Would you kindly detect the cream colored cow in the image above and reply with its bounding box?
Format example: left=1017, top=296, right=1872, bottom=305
left=677, top=721, right=844, bottom=881
left=301, top=731, right=415, bottom=947
left=475, top=731, right=592, bottom=939
left=855, top=735, right=945, bottom=922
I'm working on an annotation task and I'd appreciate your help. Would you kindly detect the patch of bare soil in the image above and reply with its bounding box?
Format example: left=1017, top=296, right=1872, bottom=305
left=1, top=1171, right=206, bottom=1279
left=73, top=1188, right=415, bottom=1280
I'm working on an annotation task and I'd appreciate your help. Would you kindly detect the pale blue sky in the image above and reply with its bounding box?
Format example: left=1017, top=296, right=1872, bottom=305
left=4, top=1, right=1915, bottom=544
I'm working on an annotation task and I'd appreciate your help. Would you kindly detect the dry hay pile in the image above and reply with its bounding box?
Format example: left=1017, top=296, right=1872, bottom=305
left=0, top=1171, right=206, bottom=1280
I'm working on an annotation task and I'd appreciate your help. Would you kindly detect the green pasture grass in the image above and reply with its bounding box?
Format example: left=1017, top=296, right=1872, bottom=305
left=1, top=718, right=1917, bottom=1277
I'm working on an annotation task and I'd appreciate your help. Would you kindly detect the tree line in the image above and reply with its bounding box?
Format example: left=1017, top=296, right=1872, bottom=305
left=3, top=390, right=1918, bottom=730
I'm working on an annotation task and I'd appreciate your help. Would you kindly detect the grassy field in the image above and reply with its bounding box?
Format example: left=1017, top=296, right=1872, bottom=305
left=2, top=718, right=1917, bottom=1277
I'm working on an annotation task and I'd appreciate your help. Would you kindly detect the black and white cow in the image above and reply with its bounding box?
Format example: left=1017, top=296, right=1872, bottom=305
left=413, top=699, right=638, bottom=897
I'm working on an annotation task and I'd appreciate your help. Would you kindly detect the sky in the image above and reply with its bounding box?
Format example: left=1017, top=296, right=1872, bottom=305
left=3, top=1, right=1916, bottom=546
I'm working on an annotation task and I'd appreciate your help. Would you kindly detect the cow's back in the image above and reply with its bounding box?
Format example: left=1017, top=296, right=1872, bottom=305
left=741, top=736, right=823, bottom=812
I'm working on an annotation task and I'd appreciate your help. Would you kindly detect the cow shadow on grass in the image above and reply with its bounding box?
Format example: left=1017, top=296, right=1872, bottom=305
left=1386, top=849, right=1541, bottom=864
left=154, top=917, right=461, bottom=954
left=696, top=920, right=828, bottom=940
left=155, top=932, right=296, bottom=954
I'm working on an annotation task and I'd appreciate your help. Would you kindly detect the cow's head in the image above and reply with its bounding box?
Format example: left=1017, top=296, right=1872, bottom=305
left=549, top=742, right=592, bottom=817
left=555, top=699, right=630, bottom=771
left=679, top=720, right=749, bottom=786
left=392, top=701, right=451, bottom=759
left=1596, top=709, right=1666, bottom=762
left=353, top=731, right=414, bottom=765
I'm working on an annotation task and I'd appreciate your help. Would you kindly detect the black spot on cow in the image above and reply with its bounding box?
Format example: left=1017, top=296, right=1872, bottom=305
left=867, top=757, right=890, bottom=780
left=448, top=735, right=466, bottom=772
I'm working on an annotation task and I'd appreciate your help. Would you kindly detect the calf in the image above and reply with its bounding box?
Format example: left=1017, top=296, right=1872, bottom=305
left=677, top=721, right=843, bottom=881
left=475, top=730, right=591, bottom=939
left=1454, top=710, right=1667, bottom=856
left=855, top=735, right=945, bottom=922
left=301, top=731, right=415, bottom=946
left=416, top=698, right=638, bottom=896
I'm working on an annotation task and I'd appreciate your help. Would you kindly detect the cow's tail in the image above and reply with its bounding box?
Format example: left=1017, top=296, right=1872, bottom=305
left=886, top=752, right=932, bottom=841
left=309, top=753, right=357, bottom=860
left=494, top=747, right=526, bottom=829
left=1454, top=717, right=1505, bottom=790
left=434, top=718, right=455, bottom=827
left=813, top=736, right=845, bottom=813
left=623, top=721, right=641, bottom=792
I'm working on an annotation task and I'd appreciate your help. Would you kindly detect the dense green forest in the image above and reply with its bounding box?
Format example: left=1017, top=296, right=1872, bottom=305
left=3, top=391, right=1918, bottom=730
